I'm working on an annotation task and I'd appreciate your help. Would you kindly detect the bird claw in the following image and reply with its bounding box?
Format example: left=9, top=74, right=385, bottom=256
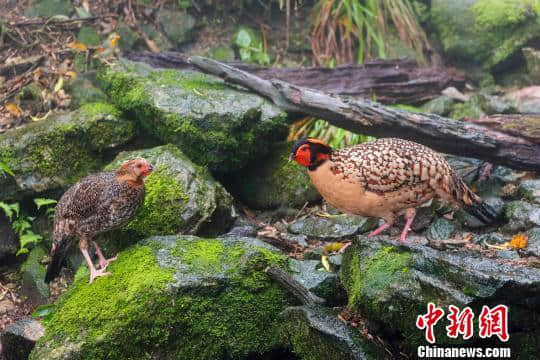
left=89, top=268, right=112, bottom=283
left=99, top=256, right=117, bottom=270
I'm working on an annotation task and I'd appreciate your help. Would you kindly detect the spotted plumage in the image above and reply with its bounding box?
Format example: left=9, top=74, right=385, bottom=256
left=45, top=158, right=154, bottom=283
left=290, top=138, right=499, bottom=242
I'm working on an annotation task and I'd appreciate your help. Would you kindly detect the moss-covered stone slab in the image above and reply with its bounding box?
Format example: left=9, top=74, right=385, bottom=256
left=289, top=259, right=346, bottom=305
left=229, top=142, right=321, bottom=209
left=288, top=215, right=378, bottom=240
left=98, top=60, right=289, bottom=173
left=102, top=145, right=234, bottom=245
left=30, top=235, right=296, bottom=359
left=0, top=103, right=135, bottom=201
left=20, top=246, right=49, bottom=307
left=340, top=236, right=540, bottom=350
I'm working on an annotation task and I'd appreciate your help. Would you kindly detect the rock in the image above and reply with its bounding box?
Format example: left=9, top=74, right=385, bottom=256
left=1, top=317, right=44, bottom=360
left=20, top=246, right=49, bottom=307
left=288, top=215, right=378, bottom=240
left=280, top=306, right=381, bottom=360
left=474, top=232, right=509, bottom=246
left=101, top=145, right=234, bottom=249
left=157, top=9, right=196, bottom=47
left=0, top=103, right=135, bottom=201
left=304, top=247, right=324, bottom=260
left=99, top=60, right=289, bottom=173
left=77, top=26, right=100, bottom=46
left=523, top=47, right=540, bottom=83
left=116, top=22, right=141, bottom=51
left=497, top=249, right=520, bottom=260
left=519, top=179, right=540, bottom=204
left=449, top=96, right=485, bottom=120
left=526, top=227, right=540, bottom=257
left=30, top=235, right=296, bottom=359
left=230, top=142, right=321, bottom=209
left=329, top=254, right=343, bottom=268
left=67, top=73, right=107, bottom=109
left=140, top=24, right=173, bottom=51
left=426, top=218, right=456, bottom=241
left=289, top=259, right=345, bottom=304
left=456, top=196, right=505, bottom=228
left=224, top=225, right=257, bottom=238
left=420, top=95, right=454, bottom=116
left=340, top=235, right=540, bottom=350
left=504, top=86, right=540, bottom=114
left=492, top=165, right=528, bottom=184
left=502, top=200, right=540, bottom=233
left=26, top=0, right=72, bottom=17
left=0, top=212, right=17, bottom=259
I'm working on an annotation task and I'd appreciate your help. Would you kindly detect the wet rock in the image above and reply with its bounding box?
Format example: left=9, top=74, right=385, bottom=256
left=426, top=218, right=456, bottom=241
left=0, top=212, right=17, bottom=259
left=497, top=249, right=520, bottom=260
left=502, top=200, right=540, bottom=233
left=526, top=227, right=540, bottom=257
left=101, top=145, right=234, bottom=249
left=474, top=232, right=509, bottom=246
left=523, top=47, right=540, bottom=83
left=20, top=246, right=49, bottom=307
left=26, top=0, right=72, bottom=17
left=1, top=317, right=44, bottom=360
left=31, top=235, right=296, bottom=359
left=289, top=259, right=345, bottom=304
left=304, top=247, right=324, bottom=260
left=67, top=73, right=107, bottom=109
left=341, top=235, right=540, bottom=350
left=225, top=225, right=257, bottom=238
left=519, top=179, right=540, bottom=204
left=0, top=103, right=135, bottom=201
left=456, top=196, right=505, bottom=228
left=99, top=60, right=288, bottom=173
left=329, top=254, right=343, bottom=268
left=421, top=95, right=454, bottom=116
left=158, top=9, right=196, bottom=47
left=492, top=165, right=528, bottom=184
left=504, top=86, right=540, bottom=114
left=288, top=215, right=378, bottom=240
left=449, top=97, right=485, bottom=120
left=230, top=142, right=320, bottom=209
left=280, top=306, right=381, bottom=360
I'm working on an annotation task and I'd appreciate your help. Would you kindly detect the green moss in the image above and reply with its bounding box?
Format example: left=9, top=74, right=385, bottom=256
left=148, top=69, right=226, bottom=91
left=472, top=0, right=536, bottom=30
left=125, top=168, right=189, bottom=236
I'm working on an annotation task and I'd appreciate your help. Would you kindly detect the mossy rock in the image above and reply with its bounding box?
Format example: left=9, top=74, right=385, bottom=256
left=230, top=142, right=320, bottom=209
left=99, top=145, right=234, bottom=254
left=157, top=9, right=196, bottom=47
left=30, top=235, right=296, bottom=359
left=0, top=103, right=135, bottom=201
left=20, top=246, right=49, bottom=307
left=98, top=60, right=289, bottom=173
left=340, top=236, right=540, bottom=350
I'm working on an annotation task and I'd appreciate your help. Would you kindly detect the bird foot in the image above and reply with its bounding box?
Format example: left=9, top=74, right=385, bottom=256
left=89, top=268, right=112, bottom=283
left=99, top=256, right=117, bottom=270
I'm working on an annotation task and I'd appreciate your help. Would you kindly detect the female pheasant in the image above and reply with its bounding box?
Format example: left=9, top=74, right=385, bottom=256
left=290, top=138, right=498, bottom=243
left=45, top=158, right=154, bottom=283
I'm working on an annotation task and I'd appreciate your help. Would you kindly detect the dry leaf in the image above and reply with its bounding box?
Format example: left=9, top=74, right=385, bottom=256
left=321, top=255, right=332, bottom=272
left=53, top=77, right=64, bottom=93
left=323, top=242, right=344, bottom=254
left=5, top=103, right=22, bottom=117
left=68, top=41, right=88, bottom=52
left=509, top=233, right=528, bottom=249
left=110, top=34, right=120, bottom=48
left=65, top=71, right=77, bottom=79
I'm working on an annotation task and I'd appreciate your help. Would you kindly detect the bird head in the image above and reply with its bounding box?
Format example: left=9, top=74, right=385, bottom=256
left=289, top=138, right=332, bottom=169
left=117, top=158, right=154, bottom=182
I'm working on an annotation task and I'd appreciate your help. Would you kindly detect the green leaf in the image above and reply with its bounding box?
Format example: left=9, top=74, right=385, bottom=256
left=34, top=198, right=57, bottom=210
left=16, top=248, right=29, bottom=256
left=17, top=231, right=42, bottom=256
left=0, top=160, right=14, bottom=176
left=32, top=304, right=57, bottom=320
left=235, top=29, right=252, bottom=48
left=75, top=6, right=92, bottom=19
left=0, top=202, right=13, bottom=221
left=12, top=218, right=31, bottom=235
left=239, top=48, right=252, bottom=62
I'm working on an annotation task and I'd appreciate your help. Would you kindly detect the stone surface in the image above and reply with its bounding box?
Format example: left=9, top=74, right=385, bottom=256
left=157, top=9, right=196, bottom=47
left=67, top=73, right=107, bottom=109
left=0, top=212, right=17, bottom=259
left=341, top=235, right=540, bottom=350
left=0, top=103, right=135, bottom=201
left=420, top=95, right=455, bottom=116
left=289, top=259, right=345, bottom=304
left=288, top=215, right=378, bottom=240
left=519, top=179, right=540, bottom=204
left=1, top=317, right=44, bottom=360
left=20, top=246, right=49, bottom=307
left=504, top=86, right=540, bottom=114
left=523, top=47, right=540, bottom=83
left=502, top=200, right=540, bottom=233
left=230, top=142, right=321, bottom=209
left=426, top=218, right=457, bottom=241
left=526, top=227, right=540, bottom=257
left=99, top=60, right=289, bottom=173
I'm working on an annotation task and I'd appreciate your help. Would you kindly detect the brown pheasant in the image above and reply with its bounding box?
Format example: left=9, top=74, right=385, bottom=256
left=290, top=138, right=499, bottom=244
left=45, top=158, right=154, bottom=283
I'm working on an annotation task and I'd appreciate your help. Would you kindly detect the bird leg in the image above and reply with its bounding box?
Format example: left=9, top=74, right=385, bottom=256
left=368, top=223, right=391, bottom=237
left=399, top=208, right=417, bottom=243
left=80, top=238, right=111, bottom=283
left=92, top=241, right=117, bottom=270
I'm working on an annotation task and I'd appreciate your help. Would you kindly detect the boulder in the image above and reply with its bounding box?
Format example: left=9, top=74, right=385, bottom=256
left=1, top=318, right=44, bottom=360
left=98, top=60, right=289, bottom=173
left=426, top=218, right=457, bottom=241
left=0, top=103, right=135, bottom=201
left=157, top=9, right=196, bottom=47
left=519, top=179, right=540, bottom=204
left=340, top=235, right=540, bottom=350
left=30, top=235, right=295, bottom=359
left=421, top=95, right=455, bottom=116
left=289, top=259, right=346, bottom=305
left=20, top=246, right=50, bottom=307
left=230, top=142, right=321, bottom=209
left=502, top=200, right=540, bottom=233
left=288, top=215, right=378, bottom=240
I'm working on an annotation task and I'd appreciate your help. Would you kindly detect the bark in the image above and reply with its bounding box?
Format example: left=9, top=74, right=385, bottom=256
left=189, top=56, right=540, bottom=172
left=125, top=51, right=465, bottom=104
left=265, top=265, right=326, bottom=306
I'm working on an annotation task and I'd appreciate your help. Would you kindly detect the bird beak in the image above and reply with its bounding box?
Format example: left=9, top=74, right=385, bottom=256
left=148, top=164, right=154, bottom=172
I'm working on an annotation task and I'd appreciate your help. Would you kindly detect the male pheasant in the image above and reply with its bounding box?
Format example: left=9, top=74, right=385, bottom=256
left=290, top=138, right=498, bottom=243
left=45, top=158, right=154, bottom=283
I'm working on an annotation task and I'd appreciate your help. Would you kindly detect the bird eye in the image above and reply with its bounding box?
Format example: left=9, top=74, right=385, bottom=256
left=136, top=164, right=142, bottom=168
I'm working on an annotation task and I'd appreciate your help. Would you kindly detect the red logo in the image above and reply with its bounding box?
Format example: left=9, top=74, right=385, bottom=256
left=446, top=305, right=474, bottom=340
left=479, top=305, right=509, bottom=342
left=416, top=302, right=445, bottom=344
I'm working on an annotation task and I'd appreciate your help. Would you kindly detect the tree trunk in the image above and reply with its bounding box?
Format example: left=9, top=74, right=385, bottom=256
left=189, top=56, right=540, bottom=172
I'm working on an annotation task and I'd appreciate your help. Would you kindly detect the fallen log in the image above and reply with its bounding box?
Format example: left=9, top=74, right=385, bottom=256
left=468, top=114, right=540, bottom=145
left=126, top=51, right=465, bottom=104
left=189, top=56, right=540, bottom=172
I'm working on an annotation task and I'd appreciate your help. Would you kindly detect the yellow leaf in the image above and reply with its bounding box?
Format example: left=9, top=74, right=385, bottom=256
left=509, top=233, right=528, bottom=249
left=65, top=71, right=77, bottom=79
left=5, top=103, right=22, bottom=117
left=110, top=34, right=120, bottom=48
left=321, top=255, right=332, bottom=272
left=68, top=41, right=88, bottom=52
left=31, top=110, right=51, bottom=122
left=53, top=76, right=64, bottom=93
left=323, top=242, right=344, bottom=254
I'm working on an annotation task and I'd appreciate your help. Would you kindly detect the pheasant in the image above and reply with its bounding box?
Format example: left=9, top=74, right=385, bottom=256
left=290, top=138, right=499, bottom=244
left=45, top=158, right=154, bottom=283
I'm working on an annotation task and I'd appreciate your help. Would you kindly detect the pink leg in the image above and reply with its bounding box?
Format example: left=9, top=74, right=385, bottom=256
left=368, top=223, right=391, bottom=237
left=339, top=242, right=352, bottom=253
left=80, top=238, right=111, bottom=283
left=92, top=241, right=117, bottom=270
left=399, top=209, right=417, bottom=243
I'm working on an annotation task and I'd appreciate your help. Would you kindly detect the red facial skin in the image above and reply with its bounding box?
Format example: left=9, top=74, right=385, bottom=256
left=293, top=144, right=330, bottom=167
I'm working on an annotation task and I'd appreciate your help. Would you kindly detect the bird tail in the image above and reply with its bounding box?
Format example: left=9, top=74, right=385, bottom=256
left=453, top=175, right=501, bottom=225
left=45, top=238, right=72, bottom=283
